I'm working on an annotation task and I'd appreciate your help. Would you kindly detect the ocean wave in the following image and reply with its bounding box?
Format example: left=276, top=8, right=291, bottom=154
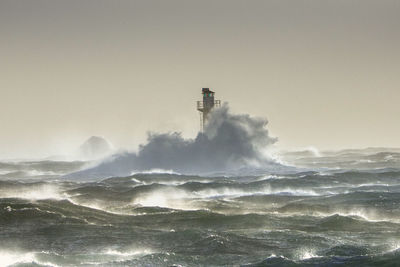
left=3, top=159, right=400, bottom=266
left=104, top=248, right=154, bottom=257
left=0, top=250, right=36, bottom=267
left=131, top=169, right=181, bottom=175
left=0, top=182, right=65, bottom=200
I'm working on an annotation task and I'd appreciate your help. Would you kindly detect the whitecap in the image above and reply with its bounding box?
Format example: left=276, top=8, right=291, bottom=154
left=104, top=248, right=153, bottom=257
left=0, top=251, right=35, bottom=267
left=0, top=184, right=64, bottom=200
left=296, top=247, right=321, bottom=260
left=130, top=169, right=181, bottom=175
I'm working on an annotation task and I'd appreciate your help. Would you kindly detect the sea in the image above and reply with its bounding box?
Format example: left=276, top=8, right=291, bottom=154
left=1, top=148, right=400, bottom=266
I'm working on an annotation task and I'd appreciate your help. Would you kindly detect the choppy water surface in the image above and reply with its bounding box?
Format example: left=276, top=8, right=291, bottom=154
left=1, top=149, right=400, bottom=266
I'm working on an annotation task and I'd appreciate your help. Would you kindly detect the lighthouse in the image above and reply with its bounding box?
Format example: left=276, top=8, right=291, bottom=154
left=197, top=88, right=221, bottom=131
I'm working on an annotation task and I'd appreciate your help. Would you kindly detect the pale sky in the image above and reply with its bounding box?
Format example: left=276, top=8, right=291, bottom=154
left=0, top=0, right=399, bottom=159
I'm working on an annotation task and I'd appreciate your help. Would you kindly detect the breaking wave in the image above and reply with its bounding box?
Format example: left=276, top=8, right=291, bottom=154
left=2, top=111, right=400, bottom=266
left=66, top=105, right=281, bottom=180
left=2, top=166, right=400, bottom=266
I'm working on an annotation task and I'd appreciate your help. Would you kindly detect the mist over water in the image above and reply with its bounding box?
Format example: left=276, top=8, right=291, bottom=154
left=67, top=105, right=279, bottom=179
left=2, top=108, right=400, bottom=266
left=1, top=150, right=400, bottom=266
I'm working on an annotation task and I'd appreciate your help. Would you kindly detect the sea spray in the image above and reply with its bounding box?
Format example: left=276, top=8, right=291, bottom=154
left=66, top=104, right=278, bottom=179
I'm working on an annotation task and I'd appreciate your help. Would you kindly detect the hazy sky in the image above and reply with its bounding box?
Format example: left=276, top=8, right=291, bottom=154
left=1, top=0, right=399, bottom=159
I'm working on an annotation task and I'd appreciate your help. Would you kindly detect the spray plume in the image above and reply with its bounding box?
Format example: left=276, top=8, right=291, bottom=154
left=66, top=105, right=278, bottom=179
